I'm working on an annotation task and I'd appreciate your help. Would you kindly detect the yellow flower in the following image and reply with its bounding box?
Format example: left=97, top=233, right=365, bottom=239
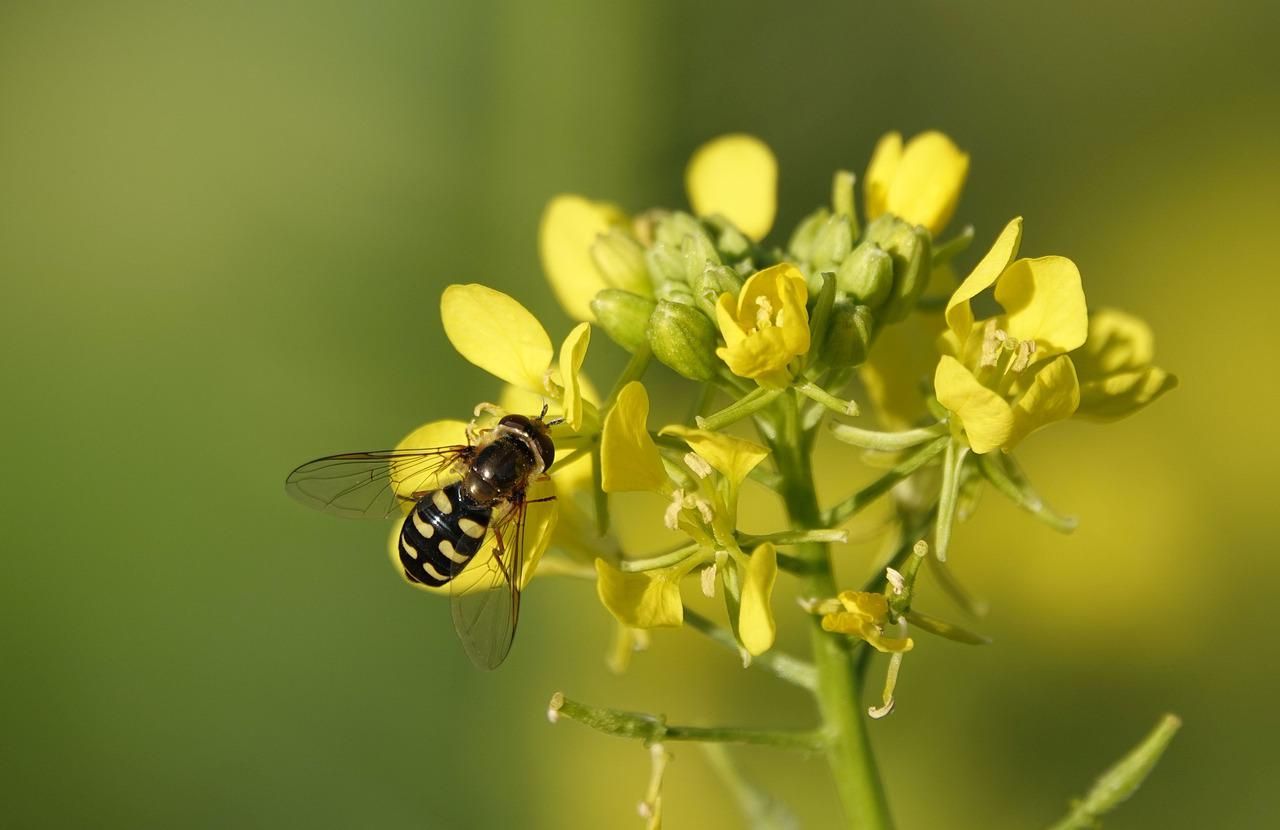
left=595, top=559, right=685, bottom=628
left=538, top=195, right=638, bottom=322
left=441, top=283, right=596, bottom=432
left=715, top=263, right=811, bottom=388
left=1072, top=308, right=1178, bottom=421
left=933, top=219, right=1088, bottom=453
left=864, top=131, right=969, bottom=236
left=816, top=591, right=914, bottom=654
left=685, top=134, right=778, bottom=241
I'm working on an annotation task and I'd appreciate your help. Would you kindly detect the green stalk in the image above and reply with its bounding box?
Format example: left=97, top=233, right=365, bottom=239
left=771, top=392, right=894, bottom=830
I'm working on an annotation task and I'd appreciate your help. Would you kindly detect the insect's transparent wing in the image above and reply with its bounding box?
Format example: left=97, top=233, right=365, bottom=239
left=286, top=447, right=469, bottom=519
left=450, top=502, right=525, bottom=670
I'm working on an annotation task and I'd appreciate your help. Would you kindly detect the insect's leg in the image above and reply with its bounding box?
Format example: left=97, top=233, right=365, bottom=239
left=525, top=496, right=557, bottom=504
left=467, top=402, right=504, bottom=444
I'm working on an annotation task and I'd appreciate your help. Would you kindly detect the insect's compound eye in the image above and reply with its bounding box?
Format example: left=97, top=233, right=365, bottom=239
left=498, top=414, right=533, bottom=431
left=534, top=428, right=555, bottom=469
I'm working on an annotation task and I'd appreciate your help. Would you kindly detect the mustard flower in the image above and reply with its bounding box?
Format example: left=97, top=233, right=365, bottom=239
left=864, top=130, right=969, bottom=236
left=933, top=218, right=1088, bottom=453
left=810, top=591, right=914, bottom=654
left=1072, top=308, right=1178, bottom=421
left=715, top=263, right=811, bottom=388
left=685, top=133, right=778, bottom=241
left=538, top=196, right=638, bottom=322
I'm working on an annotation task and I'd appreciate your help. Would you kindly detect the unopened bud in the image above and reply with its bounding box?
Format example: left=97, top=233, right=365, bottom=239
left=819, top=299, right=874, bottom=370
left=590, top=229, right=650, bottom=295
left=863, top=215, right=931, bottom=323
left=787, top=207, right=831, bottom=263
left=647, top=299, right=718, bottom=381
left=692, top=264, right=743, bottom=319
left=811, top=214, right=854, bottom=272
left=645, top=242, right=686, bottom=286
left=837, top=241, right=894, bottom=309
left=590, top=289, right=656, bottom=354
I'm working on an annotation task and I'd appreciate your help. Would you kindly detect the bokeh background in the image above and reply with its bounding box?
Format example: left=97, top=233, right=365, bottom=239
left=3, top=2, right=1277, bottom=827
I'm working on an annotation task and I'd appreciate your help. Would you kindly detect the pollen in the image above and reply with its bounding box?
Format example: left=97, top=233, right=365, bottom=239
left=885, top=567, right=905, bottom=596
left=684, top=452, right=713, bottom=479
left=700, top=563, right=718, bottom=597
left=753, top=295, right=776, bottom=330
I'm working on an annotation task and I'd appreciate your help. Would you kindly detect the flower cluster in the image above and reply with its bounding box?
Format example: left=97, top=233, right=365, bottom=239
left=413, top=130, right=1177, bottom=827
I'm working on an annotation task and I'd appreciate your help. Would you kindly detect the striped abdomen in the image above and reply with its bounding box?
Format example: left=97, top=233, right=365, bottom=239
left=398, top=482, right=492, bottom=587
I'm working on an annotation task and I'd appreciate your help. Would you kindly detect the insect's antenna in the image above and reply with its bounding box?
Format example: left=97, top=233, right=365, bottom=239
left=544, top=416, right=565, bottom=427
left=539, top=400, right=550, bottom=420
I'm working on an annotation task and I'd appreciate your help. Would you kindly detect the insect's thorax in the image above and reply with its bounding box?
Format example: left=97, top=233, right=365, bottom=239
left=460, top=428, right=544, bottom=507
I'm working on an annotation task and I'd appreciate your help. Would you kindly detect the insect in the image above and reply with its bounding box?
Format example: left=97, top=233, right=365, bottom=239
left=285, top=409, right=559, bottom=669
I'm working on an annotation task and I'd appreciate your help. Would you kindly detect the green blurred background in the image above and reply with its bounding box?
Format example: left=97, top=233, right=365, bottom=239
left=3, top=1, right=1277, bottom=827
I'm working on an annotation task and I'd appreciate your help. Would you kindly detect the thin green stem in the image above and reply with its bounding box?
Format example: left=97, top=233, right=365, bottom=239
left=738, top=528, right=849, bottom=546
left=823, top=437, right=948, bottom=527
left=619, top=544, right=703, bottom=573
left=796, top=380, right=859, bottom=416
left=603, top=344, right=652, bottom=410
left=698, top=387, right=784, bottom=432
left=547, top=693, right=826, bottom=752
left=684, top=609, right=818, bottom=691
left=829, top=421, right=948, bottom=452
left=771, top=392, right=894, bottom=830
left=701, top=744, right=800, bottom=829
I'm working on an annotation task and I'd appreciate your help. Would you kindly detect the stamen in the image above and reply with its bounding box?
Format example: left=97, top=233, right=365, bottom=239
left=1011, top=339, right=1034, bottom=373
left=886, top=567, right=905, bottom=596
left=664, top=489, right=685, bottom=531
left=868, top=650, right=905, bottom=720
left=700, top=563, right=718, bottom=597
left=754, top=295, right=775, bottom=329
left=693, top=496, right=715, bottom=524
left=684, top=452, right=713, bottom=479
left=980, top=320, right=1005, bottom=367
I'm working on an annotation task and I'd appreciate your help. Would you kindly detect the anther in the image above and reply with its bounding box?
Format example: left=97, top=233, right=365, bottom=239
left=684, top=452, right=713, bottom=479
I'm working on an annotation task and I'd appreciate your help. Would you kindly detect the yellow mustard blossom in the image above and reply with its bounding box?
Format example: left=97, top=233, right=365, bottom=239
left=685, top=133, right=778, bottom=241
left=385, top=419, right=558, bottom=597
left=715, top=263, right=811, bottom=388
left=864, top=130, right=969, bottom=236
left=600, top=381, right=669, bottom=494
left=538, top=195, right=638, bottom=322
left=933, top=218, right=1088, bottom=453
left=737, top=542, right=779, bottom=656
left=441, top=283, right=596, bottom=432
left=813, top=591, right=914, bottom=654
left=595, top=559, right=687, bottom=628
left=1072, top=308, right=1178, bottom=421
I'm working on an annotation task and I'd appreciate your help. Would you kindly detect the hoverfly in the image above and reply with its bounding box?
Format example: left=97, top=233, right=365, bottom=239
left=285, top=409, right=559, bottom=669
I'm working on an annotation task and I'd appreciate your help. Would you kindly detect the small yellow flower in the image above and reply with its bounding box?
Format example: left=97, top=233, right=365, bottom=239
left=816, top=591, right=914, bottom=654
left=933, top=219, right=1088, bottom=453
left=657, top=425, right=769, bottom=492
left=685, top=133, right=778, bottom=241
left=441, top=283, right=596, bottom=431
left=864, top=131, right=969, bottom=236
left=595, top=559, right=686, bottom=628
left=715, top=263, right=811, bottom=388
left=538, top=195, right=636, bottom=322
left=1072, top=308, right=1178, bottom=421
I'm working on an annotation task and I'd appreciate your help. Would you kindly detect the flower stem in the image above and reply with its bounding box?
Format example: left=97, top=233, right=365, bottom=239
left=547, top=693, right=826, bottom=751
left=771, top=393, right=894, bottom=830
left=683, top=609, right=818, bottom=691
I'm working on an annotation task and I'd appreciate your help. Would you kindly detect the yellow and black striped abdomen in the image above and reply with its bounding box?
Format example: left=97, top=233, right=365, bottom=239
left=398, top=482, right=493, bottom=587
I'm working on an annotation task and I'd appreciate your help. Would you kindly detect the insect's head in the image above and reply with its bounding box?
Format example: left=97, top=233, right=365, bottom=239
left=499, top=413, right=556, bottom=469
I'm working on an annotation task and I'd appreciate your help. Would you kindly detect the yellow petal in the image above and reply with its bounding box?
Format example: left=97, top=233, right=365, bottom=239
left=1076, top=367, right=1178, bottom=422
left=885, top=131, right=970, bottom=235
left=1006, top=355, right=1080, bottom=447
left=945, top=218, right=1023, bottom=344
left=658, top=425, right=769, bottom=488
left=441, top=284, right=553, bottom=391
left=934, top=356, right=1014, bottom=454
left=685, top=134, right=777, bottom=241
left=595, top=559, right=683, bottom=628
left=995, top=256, right=1089, bottom=360
left=863, top=131, right=903, bottom=221
left=559, top=322, right=591, bottom=432
left=389, top=477, right=557, bottom=596
left=538, top=195, right=627, bottom=321
left=1073, top=308, right=1157, bottom=378
left=392, top=420, right=469, bottom=501
left=600, top=381, right=668, bottom=493
left=737, top=543, right=778, bottom=655
left=715, top=264, right=810, bottom=385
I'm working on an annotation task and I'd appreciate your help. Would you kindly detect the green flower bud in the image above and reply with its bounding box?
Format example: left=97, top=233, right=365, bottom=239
left=708, top=218, right=751, bottom=260
left=818, top=299, right=874, bottom=370
left=787, top=207, right=830, bottom=263
left=590, top=229, right=650, bottom=296
left=863, top=215, right=932, bottom=323
left=647, top=299, right=718, bottom=381
left=837, top=241, right=893, bottom=309
left=692, top=264, right=744, bottom=319
left=811, top=214, right=854, bottom=272
left=654, top=281, right=696, bottom=305
left=645, top=242, right=686, bottom=286
left=655, top=211, right=718, bottom=269
left=591, top=289, right=656, bottom=354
